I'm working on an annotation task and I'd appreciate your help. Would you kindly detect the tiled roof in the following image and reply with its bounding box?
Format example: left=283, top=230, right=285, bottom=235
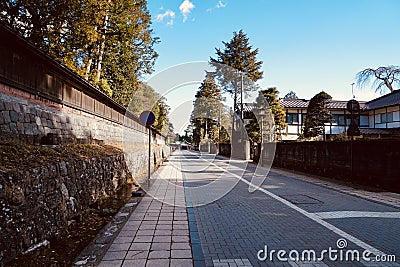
left=360, top=128, right=400, bottom=135
left=365, top=90, right=400, bottom=110
left=280, top=98, right=309, bottom=108
left=280, top=99, right=366, bottom=110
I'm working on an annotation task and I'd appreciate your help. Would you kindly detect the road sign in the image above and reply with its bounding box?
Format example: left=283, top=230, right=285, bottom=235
left=140, top=111, right=155, bottom=126
left=140, top=111, right=156, bottom=185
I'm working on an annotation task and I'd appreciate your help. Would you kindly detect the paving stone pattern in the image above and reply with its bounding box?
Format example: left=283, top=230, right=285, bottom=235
left=97, top=159, right=193, bottom=267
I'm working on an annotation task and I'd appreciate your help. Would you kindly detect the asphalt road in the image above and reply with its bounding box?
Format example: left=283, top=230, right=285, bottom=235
left=175, top=150, right=400, bottom=267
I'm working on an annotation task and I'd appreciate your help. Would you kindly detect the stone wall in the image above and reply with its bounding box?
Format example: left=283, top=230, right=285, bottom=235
left=0, top=146, right=169, bottom=263
left=0, top=25, right=171, bottom=264
left=0, top=86, right=163, bottom=146
left=273, top=140, right=400, bottom=192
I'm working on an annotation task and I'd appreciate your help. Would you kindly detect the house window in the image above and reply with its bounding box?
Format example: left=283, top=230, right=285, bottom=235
left=381, top=112, right=393, bottom=123
left=286, top=113, right=299, bottom=124
left=332, top=115, right=345, bottom=125
left=360, top=115, right=369, bottom=127
left=387, top=112, right=394, bottom=122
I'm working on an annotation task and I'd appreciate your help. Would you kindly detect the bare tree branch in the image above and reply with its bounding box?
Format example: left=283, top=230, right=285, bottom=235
left=356, top=66, right=400, bottom=94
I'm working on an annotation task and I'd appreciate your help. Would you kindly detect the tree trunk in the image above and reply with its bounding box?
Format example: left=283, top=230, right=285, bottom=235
left=384, top=79, right=394, bottom=92
left=95, top=0, right=111, bottom=82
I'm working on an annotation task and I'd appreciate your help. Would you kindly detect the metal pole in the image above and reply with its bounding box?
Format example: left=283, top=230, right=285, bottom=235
left=240, top=72, right=244, bottom=120
left=350, top=136, right=353, bottom=182
left=218, top=105, right=221, bottom=151
left=148, top=127, right=151, bottom=183
left=261, top=116, right=263, bottom=164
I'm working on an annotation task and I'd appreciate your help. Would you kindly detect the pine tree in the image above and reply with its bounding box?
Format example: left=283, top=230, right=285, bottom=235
left=301, top=91, right=332, bottom=140
left=259, top=88, right=287, bottom=140
left=245, top=88, right=286, bottom=143
left=284, top=91, right=299, bottom=99
left=191, top=73, right=223, bottom=146
left=210, top=30, right=263, bottom=116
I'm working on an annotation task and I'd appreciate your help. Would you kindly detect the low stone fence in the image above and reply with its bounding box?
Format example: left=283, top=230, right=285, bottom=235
left=0, top=145, right=169, bottom=263
left=273, top=140, right=400, bottom=192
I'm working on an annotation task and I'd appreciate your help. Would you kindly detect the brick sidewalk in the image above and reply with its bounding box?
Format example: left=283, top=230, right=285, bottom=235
left=97, top=158, right=193, bottom=267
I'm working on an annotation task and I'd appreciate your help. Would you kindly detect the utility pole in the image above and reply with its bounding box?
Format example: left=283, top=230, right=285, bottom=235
left=240, top=71, right=244, bottom=120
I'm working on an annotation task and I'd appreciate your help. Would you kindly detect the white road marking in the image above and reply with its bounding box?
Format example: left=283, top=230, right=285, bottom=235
left=183, top=151, right=398, bottom=265
left=213, top=258, right=252, bottom=267
left=288, top=260, right=329, bottom=267
left=315, top=211, right=400, bottom=219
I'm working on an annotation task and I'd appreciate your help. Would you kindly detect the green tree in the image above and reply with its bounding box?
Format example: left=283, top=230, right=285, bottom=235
left=245, top=113, right=261, bottom=143
left=0, top=0, right=159, bottom=106
left=259, top=88, right=287, bottom=140
left=127, top=83, right=171, bottom=135
left=301, top=91, right=332, bottom=140
left=210, top=30, right=263, bottom=116
left=152, top=96, right=170, bottom=134
left=100, top=0, right=159, bottom=106
left=284, top=91, right=299, bottom=99
left=245, top=88, right=287, bottom=142
left=191, top=73, right=223, bottom=146
left=356, top=65, right=400, bottom=94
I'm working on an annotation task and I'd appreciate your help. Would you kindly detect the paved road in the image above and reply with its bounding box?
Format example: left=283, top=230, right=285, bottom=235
left=178, top=150, right=400, bottom=267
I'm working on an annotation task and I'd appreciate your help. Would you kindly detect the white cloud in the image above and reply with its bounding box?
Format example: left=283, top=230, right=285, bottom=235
left=179, top=0, right=195, bottom=22
left=155, top=10, right=175, bottom=25
left=207, top=1, right=226, bottom=13
left=216, top=0, right=226, bottom=8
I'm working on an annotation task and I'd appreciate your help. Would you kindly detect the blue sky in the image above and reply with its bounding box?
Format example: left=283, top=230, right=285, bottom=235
left=146, top=0, right=400, bottom=133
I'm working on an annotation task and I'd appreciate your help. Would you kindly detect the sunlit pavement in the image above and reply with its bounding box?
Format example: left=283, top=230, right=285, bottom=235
left=180, top=150, right=400, bottom=267
left=97, top=152, right=192, bottom=267
left=98, top=150, right=400, bottom=267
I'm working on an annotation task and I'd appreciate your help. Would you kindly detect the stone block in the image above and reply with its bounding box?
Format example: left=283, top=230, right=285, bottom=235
left=47, top=120, right=54, bottom=128
left=10, top=111, right=18, bottom=122
left=41, top=118, right=47, bottom=127
left=2, top=111, right=11, bottom=123
left=4, top=102, right=12, bottom=111
left=16, top=122, right=24, bottom=133
left=29, top=114, right=35, bottom=122
left=29, top=107, right=37, bottom=114
left=9, top=123, right=18, bottom=133
left=12, top=102, right=21, bottom=112
left=35, top=117, right=42, bottom=126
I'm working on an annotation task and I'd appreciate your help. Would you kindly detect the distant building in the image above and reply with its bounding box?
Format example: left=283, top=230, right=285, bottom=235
left=364, top=90, right=400, bottom=133
left=244, top=90, right=400, bottom=141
